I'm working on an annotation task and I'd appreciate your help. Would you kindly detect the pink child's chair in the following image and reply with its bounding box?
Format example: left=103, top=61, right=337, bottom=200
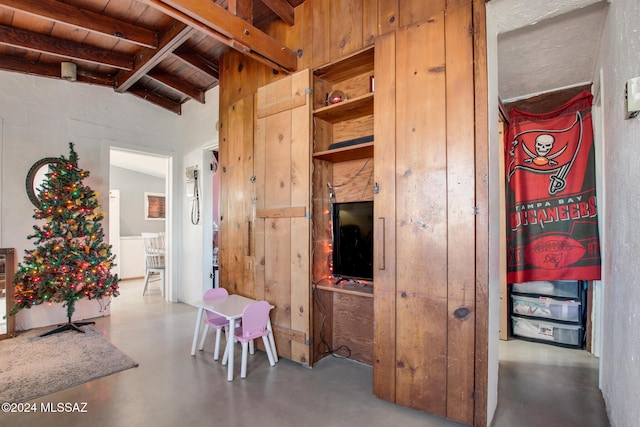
left=198, top=288, right=233, bottom=360
left=222, top=300, right=276, bottom=378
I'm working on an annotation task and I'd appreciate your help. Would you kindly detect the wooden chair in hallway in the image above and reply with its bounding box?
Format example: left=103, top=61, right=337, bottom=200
left=142, top=232, right=165, bottom=296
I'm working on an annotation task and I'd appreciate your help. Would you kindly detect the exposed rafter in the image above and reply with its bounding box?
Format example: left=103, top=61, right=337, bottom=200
left=128, top=86, right=182, bottom=114
left=0, top=0, right=159, bottom=49
left=0, top=24, right=134, bottom=70
left=0, top=0, right=305, bottom=113
left=147, top=69, right=205, bottom=103
left=114, top=23, right=194, bottom=92
left=261, top=0, right=295, bottom=26
left=172, top=51, right=220, bottom=79
left=0, top=54, right=114, bottom=86
left=228, top=0, right=253, bottom=22
left=144, top=0, right=298, bottom=72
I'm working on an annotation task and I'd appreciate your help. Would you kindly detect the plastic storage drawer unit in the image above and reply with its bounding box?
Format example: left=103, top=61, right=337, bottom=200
left=512, top=316, right=583, bottom=347
left=511, top=281, right=580, bottom=298
left=511, top=295, right=582, bottom=322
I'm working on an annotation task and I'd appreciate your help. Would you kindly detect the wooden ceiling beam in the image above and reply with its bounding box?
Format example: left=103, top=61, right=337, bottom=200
left=0, top=54, right=114, bottom=86
left=0, top=0, right=159, bottom=49
left=147, top=69, right=206, bottom=103
left=173, top=51, right=220, bottom=79
left=144, top=0, right=297, bottom=72
left=0, top=54, right=61, bottom=79
left=128, top=87, right=182, bottom=114
left=0, top=24, right=134, bottom=70
left=0, top=55, right=178, bottom=112
left=228, top=0, right=253, bottom=22
left=261, top=0, right=295, bottom=26
left=114, top=23, right=193, bottom=92
left=76, top=68, right=117, bottom=87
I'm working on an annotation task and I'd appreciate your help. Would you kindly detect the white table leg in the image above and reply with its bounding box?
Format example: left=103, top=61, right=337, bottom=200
left=191, top=307, right=204, bottom=356
left=227, top=318, right=235, bottom=381
left=267, top=318, right=278, bottom=362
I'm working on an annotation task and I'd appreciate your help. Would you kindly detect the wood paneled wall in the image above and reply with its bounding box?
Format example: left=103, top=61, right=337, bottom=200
left=218, top=1, right=489, bottom=426
left=254, top=70, right=313, bottom=364
left=219, top=95, right=255, bottom=295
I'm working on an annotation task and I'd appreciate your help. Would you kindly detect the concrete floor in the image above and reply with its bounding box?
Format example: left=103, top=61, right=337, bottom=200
left=0, top=279, right=609, bottom=427
left=494, top=338, right=609, bottom=427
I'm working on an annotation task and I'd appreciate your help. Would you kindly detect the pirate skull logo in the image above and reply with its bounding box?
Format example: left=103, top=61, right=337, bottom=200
left=535, top=134, right=554, bottom=156
left=522, top=133, right=566, bottom=166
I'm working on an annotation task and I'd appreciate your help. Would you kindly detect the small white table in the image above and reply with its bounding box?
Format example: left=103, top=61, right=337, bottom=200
left=190, top=294, right=278, bottom=381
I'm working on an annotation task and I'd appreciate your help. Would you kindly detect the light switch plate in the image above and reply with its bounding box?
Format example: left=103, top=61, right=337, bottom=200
left=625, top=77, right=640, bottom=119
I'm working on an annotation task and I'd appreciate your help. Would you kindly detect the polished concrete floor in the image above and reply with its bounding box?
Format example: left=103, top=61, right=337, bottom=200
left=494, top=337, right=609, bottom=427
left=0, top=279, right=609, bottom=427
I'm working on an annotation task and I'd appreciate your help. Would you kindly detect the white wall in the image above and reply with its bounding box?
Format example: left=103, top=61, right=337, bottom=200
left=593, top=0, right=640, bottom=425
left=485, top=6, right=501, bottom=425
left=0, top=71, right=219, bottom=329
left=177, top=90, right=220, bottom=306
left=110, top=166, right=166, bottom=235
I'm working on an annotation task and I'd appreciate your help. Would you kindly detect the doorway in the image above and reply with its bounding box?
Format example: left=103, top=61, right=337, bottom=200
left=487, top=1, right=608, bottom=424
left=109, top=147, right=172, bottom=300
left=201, top=148, right=220, bottom=291
left=494, top=86, right=607, bottom=427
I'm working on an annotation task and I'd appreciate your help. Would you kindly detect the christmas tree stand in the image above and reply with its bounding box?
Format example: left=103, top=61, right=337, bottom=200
left=40, top=316, right=96, bottom=337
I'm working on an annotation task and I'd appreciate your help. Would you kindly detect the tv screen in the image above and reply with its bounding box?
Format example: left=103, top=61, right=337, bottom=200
left=332, top=201, right=374, bottom=281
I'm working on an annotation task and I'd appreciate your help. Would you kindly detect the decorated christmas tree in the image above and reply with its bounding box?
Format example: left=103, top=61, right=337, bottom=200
left=10, top=143, right=119, bottom=336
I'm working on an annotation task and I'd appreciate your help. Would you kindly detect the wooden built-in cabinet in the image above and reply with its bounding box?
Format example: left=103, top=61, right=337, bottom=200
left=219, top=95, right=255, bottom=298
left=220, top=70, right=314, bottom=366
left=312, top=46, right=375, bottom=161
left=372, top=6, right=480, bottom=424
left=218, top=1, right=489, bottom=425
left=311, top=45, right=375, bottom=366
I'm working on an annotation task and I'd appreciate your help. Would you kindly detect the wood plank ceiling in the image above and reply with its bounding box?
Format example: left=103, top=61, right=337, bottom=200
left=0, top=0, right=304, bottom=114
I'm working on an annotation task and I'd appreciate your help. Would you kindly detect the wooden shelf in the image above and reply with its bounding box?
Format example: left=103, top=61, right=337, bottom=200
left=316, top=283, right=374, bottom=298
left=313, top=92, right=374, bottom=123
left=313, top=46, right=375, bottom=83
left=313, top=141, right=373, bottom=162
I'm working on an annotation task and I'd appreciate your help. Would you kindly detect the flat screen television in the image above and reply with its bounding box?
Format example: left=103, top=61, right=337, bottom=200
left=331, top=201, right=374, bottom=281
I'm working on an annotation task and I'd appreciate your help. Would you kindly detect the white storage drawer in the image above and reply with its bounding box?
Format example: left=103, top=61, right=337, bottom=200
left=511, top=294, right=582, bottom=322
left=512, top=316, right=583, bottom=347
left=511, top=281, right=580, bottom=298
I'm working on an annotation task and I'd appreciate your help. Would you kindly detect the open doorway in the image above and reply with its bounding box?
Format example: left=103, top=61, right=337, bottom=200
left=487, top=1, right=609, bottom=424
left=493, top=85, right=608, bottom=427
left=200, top=149, right=220, bottom=291
left=209, top=150, right=220, bottom=289
left=109, top=147, right=171, bottom=300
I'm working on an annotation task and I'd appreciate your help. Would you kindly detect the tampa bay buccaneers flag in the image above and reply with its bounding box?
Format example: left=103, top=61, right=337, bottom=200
left=505, top=91, right=601, bottom=283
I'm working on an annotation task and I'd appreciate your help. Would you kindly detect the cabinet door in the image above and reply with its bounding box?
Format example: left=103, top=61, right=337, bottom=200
left=372, top=30, right=397, bottom=402
left=373, top=5, right=477, bottom=425
left=219, top=95, right=256, bottom=296
left=255, top=70, right=313, bottom=365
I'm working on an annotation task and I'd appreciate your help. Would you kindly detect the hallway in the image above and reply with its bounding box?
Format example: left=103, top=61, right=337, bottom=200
left=0, top=279, right=608, bottom=427
left=494, top=338, right=608, bottom=426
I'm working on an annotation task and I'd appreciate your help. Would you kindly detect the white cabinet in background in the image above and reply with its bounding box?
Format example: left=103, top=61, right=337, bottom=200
left=119, top=236, right=145, bottom=279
